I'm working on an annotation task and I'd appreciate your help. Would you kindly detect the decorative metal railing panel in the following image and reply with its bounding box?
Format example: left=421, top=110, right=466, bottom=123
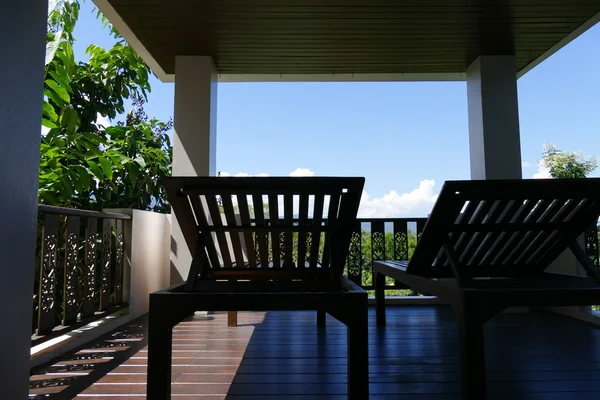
left=34, top=205, right=130, bottom=341
left=346, top=218, right=428, bottom=291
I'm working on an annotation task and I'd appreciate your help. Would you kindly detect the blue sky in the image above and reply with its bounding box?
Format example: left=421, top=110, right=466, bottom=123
left=73, top=1, right=600, bottom=217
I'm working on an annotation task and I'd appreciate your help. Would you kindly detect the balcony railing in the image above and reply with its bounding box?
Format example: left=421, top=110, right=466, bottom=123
left=347, top=218, right=427, bottom=291
left=348, top=218, right=600, bottom=292
left=30, top=206, right=600, bottom=342
left=32, top=205, right=130, bottom=344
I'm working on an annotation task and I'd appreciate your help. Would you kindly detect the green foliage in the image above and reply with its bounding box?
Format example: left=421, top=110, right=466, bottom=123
left=540, top=143, right=597, bottom=179
left=39, top=0, right=172, bottom=212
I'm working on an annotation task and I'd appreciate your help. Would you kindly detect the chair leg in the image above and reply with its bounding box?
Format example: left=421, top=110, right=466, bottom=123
left=317, top=309, right=327, bottom=327
left=375, top=270, right=386, bottom=326
left=228, top=311, right=238, bottom=327
left=347, top=301, right=369, bottom=400
left=455, top=306, right=487, bottom=400
left=147, top=307, right=173, bottom=400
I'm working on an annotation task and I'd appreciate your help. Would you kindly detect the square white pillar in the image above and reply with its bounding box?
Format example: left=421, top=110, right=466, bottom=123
left=0, top=1, right=47, bottom=397
left=467, top=55, right=522, bottom=180
left=170, top=56, right=218, bottom=283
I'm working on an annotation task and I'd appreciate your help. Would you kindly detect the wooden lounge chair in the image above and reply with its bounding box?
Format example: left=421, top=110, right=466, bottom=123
left=147, top=176, right=368, bottom=400
left=373, top=178, right=600, bottom=400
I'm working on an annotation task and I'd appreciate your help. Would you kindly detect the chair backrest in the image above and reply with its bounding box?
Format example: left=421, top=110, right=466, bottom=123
left=408, top=179, right=600, bottom=280
left=164, top=176, right=365, bottom=285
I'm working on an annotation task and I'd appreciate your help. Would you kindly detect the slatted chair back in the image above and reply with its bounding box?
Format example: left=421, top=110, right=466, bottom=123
left=164, top=177, right=365, bottom=290
left=408, top=179, right=600, bottom=284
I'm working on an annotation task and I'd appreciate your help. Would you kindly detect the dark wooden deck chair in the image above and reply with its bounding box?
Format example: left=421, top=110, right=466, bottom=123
left=373, top=178, right=600, bottom=400
left=147, top=176, right=368, bottom=400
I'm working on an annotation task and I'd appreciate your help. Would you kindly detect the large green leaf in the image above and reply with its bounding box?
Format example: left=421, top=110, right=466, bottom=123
left=45, top=30, right=62, bottom=66
left=42, top=102, right=58, bottom=122
left=59, top=107, right=79, bottom=132
left=47, top=70, right=72, bottom=92
left=75, top=166, right=90, bottom=190
left=134, top=156, right=146, bottom=168
left=87, top=160, right=104, bottom=181
left=42, top=118, right=58, bottom=129
left=45, top=79, right=70, bottom=102
left=44, top=88, right=65, bottom=108
left=98, top=156, right=113, bottom=180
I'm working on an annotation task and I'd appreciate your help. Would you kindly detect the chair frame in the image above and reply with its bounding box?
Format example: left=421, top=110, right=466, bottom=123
left=373, top=178, right=600, bottom=400
left=147, top=176, right=369, bottom=400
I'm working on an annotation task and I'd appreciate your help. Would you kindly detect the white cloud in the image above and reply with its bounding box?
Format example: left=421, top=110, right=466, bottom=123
left=532, top=162, right=551, bottom=179
left=216, top=169, right=438, bottom=218
left=41, top=126, right=50, bottom=136
left=521, top=161, right=532, bottom=168
left=358, top=179, right=439, bottom=218
left=218, top=171, right=269, bottom=177
left=290, top=168, right=315, bottom=177
left=96, top=113, right=111, bottom=128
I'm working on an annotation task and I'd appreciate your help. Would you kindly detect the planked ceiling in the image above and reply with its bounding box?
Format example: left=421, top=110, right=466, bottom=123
left=105, top=0, right=600, bottom=77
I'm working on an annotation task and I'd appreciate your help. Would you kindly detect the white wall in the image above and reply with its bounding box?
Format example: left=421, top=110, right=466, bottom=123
left=127, top=209, right=171, bottom=316
left=0, top=1, right=47, bottom=398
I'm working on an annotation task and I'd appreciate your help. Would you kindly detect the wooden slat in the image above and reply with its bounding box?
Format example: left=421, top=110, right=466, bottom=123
left=163, top=177, right=365, bottom=285
left=114, top=219, right=125, bottom=305
left=502, top=199, right=553, bottom=265
left=449, top=200, right=480, bottom=262
left=205, top=195, right=233, bottom=268
left=82, top=218, right=97, bottom=318
left=190, top=196, right=221, bottom=270
left=489, top=199, right=538, bottom=266
left=478, top=200, right=526, bottom=266
left=37, top=214, right=60, bottom=336
left=459, top=200, right=495, bottom=265
left=536, top=199, right=600, bottom=269
left=252, top=194, right=270, bottom=268
left=309, top=194, right=325, bottom=268
left=297, top=194, right=309, bottom=268
left=268, top=194, right=281, bottom=268
left=282, top=194, right=294, bottom=268
left=99, top=218, right=112, bottom=311
left=321, top=193, right=341, bottom=269
left=237, top=194, right=257, bottom=267
left=222, top=194, right=245, bottom=268
left=466, top=200, right=511, bottom=266
left=63, top=216, right=80, bottom=325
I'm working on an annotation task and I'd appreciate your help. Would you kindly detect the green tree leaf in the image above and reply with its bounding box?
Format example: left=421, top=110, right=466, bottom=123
left=98, top=156, right=113, bottom=181
left=42, top=102, right=58, bottom=122
left=39, top=5, right=172, bottom=212
left=134, top=156, right=146, bottom=168
left=45, top=79, right=70, bottom=102
left=44, top=88, right=65, bottom=108
left=42, top=118, right=58, bottom=129
left=59, top=107, right=80, bottom=132
left=87, top=160, right=104, bottom=181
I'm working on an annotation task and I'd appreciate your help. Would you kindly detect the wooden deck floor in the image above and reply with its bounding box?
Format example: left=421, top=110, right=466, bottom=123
left=30, top=306, right=600, bottom=399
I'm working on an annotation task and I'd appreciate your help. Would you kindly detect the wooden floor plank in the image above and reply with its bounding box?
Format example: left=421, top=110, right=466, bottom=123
left=30, top=306, right=600, bottom=400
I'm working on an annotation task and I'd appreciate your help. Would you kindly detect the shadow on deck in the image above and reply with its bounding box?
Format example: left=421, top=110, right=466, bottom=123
left=30, top=306, right=600, bottom=399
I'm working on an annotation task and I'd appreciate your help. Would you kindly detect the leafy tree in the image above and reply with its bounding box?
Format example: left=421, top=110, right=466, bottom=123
left=39, top=0, right=172, bottom=212
left=540, top=143, right=597, bottom=179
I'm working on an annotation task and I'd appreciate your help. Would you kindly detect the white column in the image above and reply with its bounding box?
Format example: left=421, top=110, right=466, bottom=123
left=467, top=55, right=522, bottom=180
left=0, top=1, right=47, bottom=398
left=170, top=56, right=218, bottom=283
